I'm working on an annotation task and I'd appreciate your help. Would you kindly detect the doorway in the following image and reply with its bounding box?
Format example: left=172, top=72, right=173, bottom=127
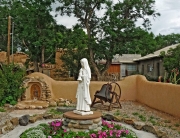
left=31, top=84, right=41, bottom=100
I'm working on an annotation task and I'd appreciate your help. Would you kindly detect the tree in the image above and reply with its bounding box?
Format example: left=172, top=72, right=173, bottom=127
left=123, top=28, right=157, bottom=56
left=155, top=33, right=180, bottom=49
left=161, top=44, right=180, bottom=73
left=57, top=24, right=89, bottom=79
left=56, top=0, right=160, bottom=80
left=0, top=0, right=57, bottom=71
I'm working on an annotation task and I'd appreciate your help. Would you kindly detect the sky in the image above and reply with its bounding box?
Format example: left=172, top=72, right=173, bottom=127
left=51, top=0, right=180, bottom=36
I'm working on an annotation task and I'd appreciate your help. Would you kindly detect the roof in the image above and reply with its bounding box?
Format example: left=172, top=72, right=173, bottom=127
left=133, top=43, right=180, bottom=61
left=113, top=54, right=141, bottom=64
left=98, top=54, right=141, bottom=64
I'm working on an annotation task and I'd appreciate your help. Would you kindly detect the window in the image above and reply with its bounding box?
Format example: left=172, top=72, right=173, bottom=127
left=147, top=64, right=153, bottom=72
left=127, top=65, right=137, bottom=71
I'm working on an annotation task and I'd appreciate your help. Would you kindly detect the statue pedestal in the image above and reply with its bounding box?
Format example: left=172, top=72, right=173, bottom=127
left=73, top=110, right=93, bottom=115
left=62, top=111, right=102, bottom=132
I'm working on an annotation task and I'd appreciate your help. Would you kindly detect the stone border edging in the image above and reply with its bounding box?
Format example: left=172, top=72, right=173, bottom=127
left=1, top=111, right=168, bottom=138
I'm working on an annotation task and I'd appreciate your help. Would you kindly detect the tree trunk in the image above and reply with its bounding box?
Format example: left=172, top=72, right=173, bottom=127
left=33, top=60, right=39, bottom=72
left=41, top=46, right=45, bottom=64
left=86, top=21, right=112, bottom=81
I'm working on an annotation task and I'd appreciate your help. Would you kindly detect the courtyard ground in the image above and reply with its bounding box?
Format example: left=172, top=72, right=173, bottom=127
left=0, top=101, right=180, bottom=138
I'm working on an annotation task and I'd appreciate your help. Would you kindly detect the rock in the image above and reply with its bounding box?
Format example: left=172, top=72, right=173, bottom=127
left=124, top=118, right=135, bottom=125
left=102, top=114, right=114, bottom=121
left=142, top=125, right=157, bottom=135
left=58, top=103, right=65, bottom=106
left=4, top=104, right=11, bottom=108
left=68, top=123, right=73, bottom=128
left=59, top=98, right=65, bottom=102
left=15, top=104, right=26, bottom=110
left=2, top=121, right=14, bottom=134
left=0, top=128, right=2, bottom=134
left=70, top=120, right=78, bottom=124
left=29, top=105, right=36, bottom=109
left=36, top=106, right=43, bottom=109
left=49, top=100, right=57, bottom=107
left=29, top=114, right=43, bottom=123
left=19, top=115, right=30, bottom=126
left=43, top=114, right=53, bottom=119
left=54, top=98, right=60, bottom=103
left=133, top=121, right=145, bottom=130
left=114, top=116, right=124, bottom=122
left=93, top=117, right=101, bottom=123
left=25, top=106, right=30, bottom=109
left=10, top=117, right=19, bottom=126
left=79, top=120, right=93, bottom=125
left=57, top=107, right=76, bottom=113
left=156, top=130, right=168, bottom=138
left=89, top=124, right=98, bottom=130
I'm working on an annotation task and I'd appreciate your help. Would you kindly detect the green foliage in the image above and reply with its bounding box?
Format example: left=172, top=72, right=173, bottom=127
left=0, top=107, right=6, bottom=112
left=0, top=64, right=26, bottom=106
left=56, top=0, right=160, bottom=79
left=161, top=45, right=180, bottom=72
left=47, top=108, right=62, bottom=115
left=155, top=33, right=180, bottom=49
left=138, top=114, right=146, bottom=122
left=57, top=25, right=90, bottom=79
left=0, top=0, right=58, bottom=71
left=160, top=44, right=180, bottom=83
left=20, top=120, right=138, bottom=138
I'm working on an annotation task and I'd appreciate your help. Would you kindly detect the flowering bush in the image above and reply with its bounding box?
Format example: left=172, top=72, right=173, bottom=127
left=169, top=68, right=180, bottom=84
left=20, top=119, right=137, bottom=138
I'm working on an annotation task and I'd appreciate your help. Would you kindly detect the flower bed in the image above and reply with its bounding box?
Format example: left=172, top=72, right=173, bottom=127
left=20, top=119, right=137, bottom=138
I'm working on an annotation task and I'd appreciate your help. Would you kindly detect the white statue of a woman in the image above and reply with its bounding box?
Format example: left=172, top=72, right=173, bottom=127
left=73, top=58, right=93, bottom=115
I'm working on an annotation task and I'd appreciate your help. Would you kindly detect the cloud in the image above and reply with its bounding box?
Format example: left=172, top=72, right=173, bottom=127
left=51, top=0, right=180, bottom=35
left=150, top=0, right=180, bottom=35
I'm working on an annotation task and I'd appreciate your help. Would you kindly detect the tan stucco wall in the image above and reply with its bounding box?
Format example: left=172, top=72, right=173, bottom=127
left=136, top=75, right=180, bottom=117
left=27, top=73, right=180, bottom=117
left=28, top=73, right=137, bottom=102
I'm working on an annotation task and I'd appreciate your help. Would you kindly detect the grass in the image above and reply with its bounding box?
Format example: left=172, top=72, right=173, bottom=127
left=47, top=108, right=62, bottom=115
left=132, top=112, right=146, bottom=122
left=0, top=107, right=6, bottom=112
left=113, top=110, right=121, bottom=116
left=138, top=115, right=146, bottom=122
left=132, top=112, right=139, bottom=116
left=174, top=123, right=180, bottom=127
left=164, top=120, right=171, bottom=123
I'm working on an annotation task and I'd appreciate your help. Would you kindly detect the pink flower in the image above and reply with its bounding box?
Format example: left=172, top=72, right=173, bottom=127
left=48, top=136, right=52, bottom=138
left=125, top=130, right=129, bottom=134
left=109, top=130, right=113, bottom=136
left=63, top=129, right=67, bottom=133
left=55, top=122, right=61, bottom=127
left=90, top=133, right=97, bottom=138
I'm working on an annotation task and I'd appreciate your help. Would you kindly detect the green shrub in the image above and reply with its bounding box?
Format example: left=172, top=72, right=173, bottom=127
left=0, top=63, right=26, bottom=106
left=0, top=107, right=6, bottom=112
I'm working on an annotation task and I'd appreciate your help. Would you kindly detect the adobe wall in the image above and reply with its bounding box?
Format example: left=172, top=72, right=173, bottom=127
left=136, top=75, right=180, bottom=117
left=0, top=51, right=28, bottom=64
left=27, top=73, right=180, bottom=118
left=28, top=73, right=137, bottom=102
